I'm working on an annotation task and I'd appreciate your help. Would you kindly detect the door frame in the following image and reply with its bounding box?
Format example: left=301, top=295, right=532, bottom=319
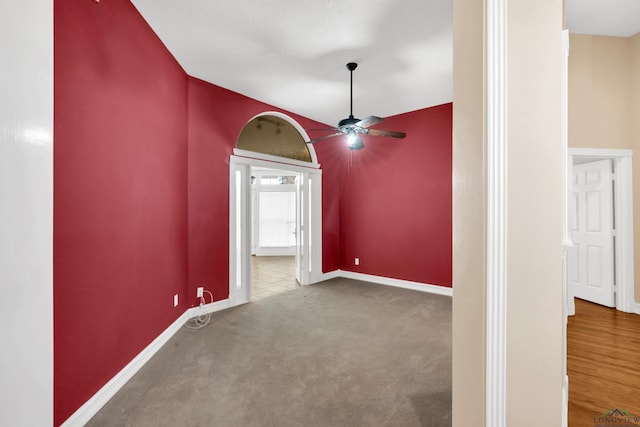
left=229, top=151, right=323, bottom=307
left=566, top=147, right=635, bottom=314
left=569, top=158, right=615, bottom=307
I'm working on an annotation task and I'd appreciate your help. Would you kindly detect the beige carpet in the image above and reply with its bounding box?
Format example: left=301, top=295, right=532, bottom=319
left=88, top=278, right=452, bottom=426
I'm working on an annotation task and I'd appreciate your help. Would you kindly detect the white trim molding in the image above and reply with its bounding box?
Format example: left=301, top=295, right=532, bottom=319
left=61, top=300, right=230, bottom=427
left=562, top=374, right=569, bottom=427
left=233, top=148, right=320, bottom=170
left=561, top=29, right=570, bottom=427
left=319, top=270, right=342, bottom=282
left=486, top=0, right=508, bottom=424
left=568, top=147, right=632, bottom=159
left=193, top=299, right=231, bottom=316
left=320, top=270, right=453, bottom=297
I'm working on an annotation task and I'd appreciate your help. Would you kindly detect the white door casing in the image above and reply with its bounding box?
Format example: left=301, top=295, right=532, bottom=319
left=295, top=174, right=303, bottom=284
left=561, top=29, right=569, bottom=427
left=566, top=148, right=636, bottom=314
left=569, top=159, right=615, bottom=307
left=229, top=152, right=322, bottom=306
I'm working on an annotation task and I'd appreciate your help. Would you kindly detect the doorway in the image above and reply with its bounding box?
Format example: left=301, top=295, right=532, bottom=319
left=251, top=167, right=299, bottom=300
left=566, top=148, right=635, bottom=315
left=228, top=112, right=323, bottom=307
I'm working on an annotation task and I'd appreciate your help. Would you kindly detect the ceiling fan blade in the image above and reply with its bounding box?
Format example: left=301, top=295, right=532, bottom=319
left=306, top=128, right=340, bottom=132
left=366, top=129, right=406, bottom=139
left=307, top=132, right=343, bottom=144
left=354, top=116, right=384, bottom=129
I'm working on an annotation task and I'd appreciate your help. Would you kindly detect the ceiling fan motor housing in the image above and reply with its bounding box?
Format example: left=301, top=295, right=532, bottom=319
left=338, top=116, right=360, bottom=130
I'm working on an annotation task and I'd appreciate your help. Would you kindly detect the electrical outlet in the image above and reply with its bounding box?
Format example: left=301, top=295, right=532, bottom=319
left=173, top=294, right=179, bottom=307
left=355, top=258, right=359, bottom=266
left=197, top=287, right=204, bottom=298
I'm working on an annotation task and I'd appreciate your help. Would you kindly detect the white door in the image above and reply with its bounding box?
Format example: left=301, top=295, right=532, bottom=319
left=568, top=159, right=615, bottom=307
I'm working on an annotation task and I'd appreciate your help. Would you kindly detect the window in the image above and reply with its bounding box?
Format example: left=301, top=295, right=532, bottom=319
left=260, top=175, right=296, bottom=185
left=258, top=191, right=296, bottom=247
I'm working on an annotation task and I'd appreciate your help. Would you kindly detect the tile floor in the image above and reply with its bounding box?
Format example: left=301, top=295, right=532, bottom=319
left=251, top=255, right=299, bottom=301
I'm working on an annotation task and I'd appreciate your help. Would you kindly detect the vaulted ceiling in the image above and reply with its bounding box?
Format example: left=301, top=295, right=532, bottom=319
left=131, top=0, right=640, bottom=126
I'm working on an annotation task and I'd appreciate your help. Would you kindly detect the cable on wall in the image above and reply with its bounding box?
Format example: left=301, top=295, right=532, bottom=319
left=184, top=289, right=214, bottom=329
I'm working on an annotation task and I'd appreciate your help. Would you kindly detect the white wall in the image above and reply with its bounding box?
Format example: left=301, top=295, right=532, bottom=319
left=0, top=2, right=54, bottom=425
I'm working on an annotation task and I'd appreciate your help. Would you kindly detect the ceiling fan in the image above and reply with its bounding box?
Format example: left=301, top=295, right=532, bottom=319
left=307, top=62, right=406, bottom=150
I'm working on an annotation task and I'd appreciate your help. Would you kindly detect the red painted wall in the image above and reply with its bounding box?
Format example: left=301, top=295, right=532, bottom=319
left=54, top=1, right=188, bottom=424
left=187, top=77, right=343, bottom=304
left=54, top=2, right=342, bottom=422
left=53, top=1, right=448, bottom=424
left=339, top=103, right=452, bottom=287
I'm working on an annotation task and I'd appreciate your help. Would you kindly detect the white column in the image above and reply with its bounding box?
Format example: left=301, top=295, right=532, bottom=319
left=0, top=1, right=54, bottom=425
left=485, top=0, right=508, bottom=425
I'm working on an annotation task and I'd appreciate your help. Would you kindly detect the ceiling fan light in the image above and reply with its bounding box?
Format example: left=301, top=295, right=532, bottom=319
left=346, top=129, right=357, bottom=144
left=346, top=131, right=364, bottom=150
left=348, top=141, right=364, bottom=150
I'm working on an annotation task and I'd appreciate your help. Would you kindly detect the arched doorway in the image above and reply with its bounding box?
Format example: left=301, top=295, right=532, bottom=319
left=229, top=112, right=323, bottom=306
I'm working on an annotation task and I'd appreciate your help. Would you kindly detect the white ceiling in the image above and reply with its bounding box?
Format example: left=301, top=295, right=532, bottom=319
left=130, top=0, right=640, bottom=127
left=566, top=0, right=640, bottom=37
left=131, top=0, right=451, bottom=125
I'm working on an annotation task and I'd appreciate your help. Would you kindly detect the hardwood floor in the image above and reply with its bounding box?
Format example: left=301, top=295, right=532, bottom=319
left=568, top=298, right=640, bottom=426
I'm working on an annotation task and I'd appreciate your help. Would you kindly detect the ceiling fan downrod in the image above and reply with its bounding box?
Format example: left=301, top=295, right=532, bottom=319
left=346, top=62, right=357, bottom=119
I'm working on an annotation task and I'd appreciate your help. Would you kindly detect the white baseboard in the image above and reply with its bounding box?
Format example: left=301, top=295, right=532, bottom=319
left=61, top=298, right=230, bottom=427
left=319, top=270, right=453, bottom=297
left=189, top=298, right=231, bottom=316
left=562, top=374, right=569, bottom=427
left=567, top=296, right=575, bottom=316
left=631, top=302, right=640, bottom=315
left=317, top=270, right=342, bottom=282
